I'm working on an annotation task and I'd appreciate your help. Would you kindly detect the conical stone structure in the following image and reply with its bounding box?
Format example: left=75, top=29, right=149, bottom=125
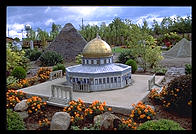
left=164, top=38, right=192, bottom=58
left=40, top=23, right=87, bottom=62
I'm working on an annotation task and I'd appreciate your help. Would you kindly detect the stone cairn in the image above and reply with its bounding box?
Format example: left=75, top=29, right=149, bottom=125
left=37, top=23, right=87, bottom=63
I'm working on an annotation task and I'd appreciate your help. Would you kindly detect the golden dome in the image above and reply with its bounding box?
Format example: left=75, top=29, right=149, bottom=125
left=82, top=35, right=112, bottom=58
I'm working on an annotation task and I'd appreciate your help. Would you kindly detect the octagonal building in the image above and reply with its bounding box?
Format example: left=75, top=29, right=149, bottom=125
left=66, top=35, right=132, bottom=92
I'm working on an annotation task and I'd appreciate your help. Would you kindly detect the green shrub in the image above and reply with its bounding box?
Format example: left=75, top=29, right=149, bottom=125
left=40, top=51, right=64, bottom=66
left=6, top=109, right=26, bottom=130
left=29, top=50, right=42, bottom=61
left=11, top=66, right=27, bottom=80
left=185, top=64, right=192, bottom=75
left=118, top=49, right=135, bottom=64
left=6, top=76, right=19, bottom=86
left=162, top=75, right=192, bottom=117
left=125, top=59, right=138, bottom=73
left=75, top=54, right=82, bottom=64
left=7, top=44, right=30, bottom=73
left=150, top=75, right=192, bottom=117
left=24, top=48, right=32, bottom=59
left=53, top=63, right=66, bottom=75
left=137, top=119, right=185, bottom=130
left=152, top=66, right=167, bottom=75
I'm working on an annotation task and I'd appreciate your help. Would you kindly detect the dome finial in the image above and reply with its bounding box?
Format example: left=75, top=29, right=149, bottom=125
left=96, top=33, right=101, bottom=39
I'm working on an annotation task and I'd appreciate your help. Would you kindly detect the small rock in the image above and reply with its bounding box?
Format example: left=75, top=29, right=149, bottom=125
left=50, top=112, right=71, bottom=130
left=16, top=111, right=29, bottom=120
left=94, top=112, right=122, bottom=130
left=14, top=99, right=28, bottom=112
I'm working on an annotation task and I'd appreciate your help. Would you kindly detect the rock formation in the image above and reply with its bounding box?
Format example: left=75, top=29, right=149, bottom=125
left=164, top=38, right=192, bottom=58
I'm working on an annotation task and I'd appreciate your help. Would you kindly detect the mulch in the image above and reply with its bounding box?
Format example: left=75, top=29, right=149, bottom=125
left=23, top=95, right=192, bottom=130
left=22, top=62, right=192, bottom=130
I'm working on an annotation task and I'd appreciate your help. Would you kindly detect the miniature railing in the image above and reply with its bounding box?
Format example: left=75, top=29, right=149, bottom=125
left=148, top=74, right=162, bottom=91
left=47, top=84, right=73, bottom=107
left=49, top=70, right=63, bottom=80
left=73, top=83, right=90, bottom=92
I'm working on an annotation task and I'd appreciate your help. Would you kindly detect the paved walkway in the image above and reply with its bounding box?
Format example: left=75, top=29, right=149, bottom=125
left=19, top=74, right=164, bottom=114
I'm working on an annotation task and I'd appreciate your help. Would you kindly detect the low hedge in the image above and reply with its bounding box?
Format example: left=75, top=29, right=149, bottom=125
left=6, top=109, right=26, bottom=130
left=137, top=119, right=185, bottom=130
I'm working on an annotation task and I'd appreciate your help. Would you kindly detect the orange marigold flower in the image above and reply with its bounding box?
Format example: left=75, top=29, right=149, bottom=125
left=130, top=114, right=134, bottom=118
left=132, top=103, right=135, bottom=107
left=138, top=110, right=141, bottom=115
left=138, top=101, right=143, bottom=105
left=147, top=116, right=151, bottom=120
left=108, top=107, right=112, bottom=111
left=140, top=114, right=146, bottom=119
left=144, top=109, right=148, bottom=113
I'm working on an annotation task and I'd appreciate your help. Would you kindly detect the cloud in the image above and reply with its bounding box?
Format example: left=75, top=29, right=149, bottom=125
left=44, top=7, right=51, bottom=13
left=8, top=23, right=25, bottom=31
left=7, top=23, right=27, bottom=39
left=134, top=14, right=164, bottom=27
left=45, top=18, right=55, bottom=26
left=63, top=6, right=100, bottom=17
left=7, top=29, right=27, bottom=39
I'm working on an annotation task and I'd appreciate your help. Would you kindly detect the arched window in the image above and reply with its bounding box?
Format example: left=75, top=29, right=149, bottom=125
left=97, top=60, right=100, bottom=65
left=104, top=59, right=107, bottom=64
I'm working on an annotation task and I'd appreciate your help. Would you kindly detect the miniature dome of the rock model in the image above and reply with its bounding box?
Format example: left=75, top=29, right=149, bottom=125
left=82, top=35, right=112, bottom=58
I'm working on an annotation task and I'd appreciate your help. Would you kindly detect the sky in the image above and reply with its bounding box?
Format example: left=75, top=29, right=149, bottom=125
left=6, top=6, right=192, bottom=40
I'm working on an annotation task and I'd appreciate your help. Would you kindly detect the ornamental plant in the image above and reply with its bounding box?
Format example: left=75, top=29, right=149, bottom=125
left=26, top=96, right=47, bottom=115
left=37, top=67, right=52, bottom=82
left=53, top=63, right=66, bottom=75
left=84, top=100, right=112, bottom=121
left=149, top=75, right=192, bottom=117
left=26, top=75, right=39, bottom=86
left=6, top=90, right=26, bottom=109
left=38, top=118, right=50, bottom=128
left=7, top=109, right=26, bottom=130
left=63, top=98, right=86, bottom=126
left=118, top=49, right=135, bottom=64
left=75, top=54, right=83, bottom=64
left=7, top=43, right=30, bottom=73
left=125, top=59, right=138, bottom=73
left=118, top=118, right=137, bottom=130
left=7, top=75, right=39, bottom=90
left=185, top=64, right=192, bottom=75
left=63, top=99, right=112, bottom=126
left=6, top=76, right=19, bottom=86
left=29, top=49, right=42, bottom=61
left=11, top=66, right=27, bottom=80
left=161, top=32, right=182, bottom=47
left=162, top=75, right=192, bottom=117
left=39, top=51, right=64, bottom=66
left=137, top=119, right=185, bottom=130
left=148, top=86, right=167, bottom=105
left=130, top=101, right=156, bottom=123
left=6, top=82, right=23, bottom=90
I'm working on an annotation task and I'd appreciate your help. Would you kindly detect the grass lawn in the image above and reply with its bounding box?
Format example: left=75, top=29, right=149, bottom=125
left=112, top=47, right=127, bottom=53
